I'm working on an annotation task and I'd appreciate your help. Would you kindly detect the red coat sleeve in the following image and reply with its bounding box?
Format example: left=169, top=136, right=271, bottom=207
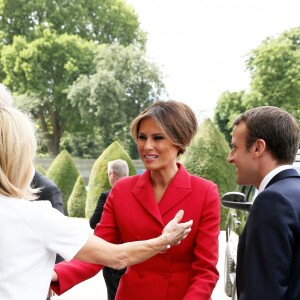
left=51, top=259, right=102, bottom=294
left=51, top=188, right=122, bottom=295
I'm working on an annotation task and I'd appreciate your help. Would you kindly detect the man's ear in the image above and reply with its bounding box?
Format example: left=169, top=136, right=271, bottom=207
left=253, top=139, right=266, bottom=157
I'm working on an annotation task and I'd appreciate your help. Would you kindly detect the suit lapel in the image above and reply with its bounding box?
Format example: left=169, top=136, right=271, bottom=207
left=266, top=168, right=300, bottom=189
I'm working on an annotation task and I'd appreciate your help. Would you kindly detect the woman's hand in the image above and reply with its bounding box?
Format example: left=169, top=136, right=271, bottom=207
left=162, top=210, right=193, bottom=246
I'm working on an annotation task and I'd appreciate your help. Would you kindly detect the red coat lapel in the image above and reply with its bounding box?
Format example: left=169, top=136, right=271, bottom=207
left=131, top=170, right=163, bottom=225
left=131, top=164, right=192, bottom=223
left=158, top=164, right=192, bottom=215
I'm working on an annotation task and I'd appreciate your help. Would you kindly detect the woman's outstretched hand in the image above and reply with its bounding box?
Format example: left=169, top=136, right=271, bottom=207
left=49, top=211, right=193, bottom=274
left=162, top=210, right=193, bottom=246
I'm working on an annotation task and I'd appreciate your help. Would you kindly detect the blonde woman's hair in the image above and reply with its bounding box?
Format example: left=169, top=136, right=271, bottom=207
left=130, top=100, right=198, bottom=155
left=0, top=106, right=37, bottom=199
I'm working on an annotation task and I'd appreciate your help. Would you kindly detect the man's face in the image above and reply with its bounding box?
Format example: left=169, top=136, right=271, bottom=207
left=228, top=122, right=257, bottom=186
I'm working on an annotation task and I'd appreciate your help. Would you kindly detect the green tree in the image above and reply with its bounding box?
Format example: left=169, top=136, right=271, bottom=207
left=68, top=44, right=164, bottom=158
left=46, top=149, right=80, bottom=215
left=1, top=30, right=96, bottom=155
left=0, top=0, right=145, bottom=46
left=180, top=119, right=236, bottom=230
left=0, top=0, right=148, bottom=157
left=60, top=130, right=104, bottom=159
left=214, top=90, right=247, bottom=145
left=68, top=175, right=87, bottom=218
left=34, top=164, right=46, bottom=175
left=86, top=141, right=136, bottom=218
left=246, top=26, right=300, bottom=121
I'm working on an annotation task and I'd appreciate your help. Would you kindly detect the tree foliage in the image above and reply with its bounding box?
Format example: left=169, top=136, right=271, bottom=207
left=68, top=175, right=87, bottom=218
left=68, top=44, right=164, bottom=158
left=0, top=0, right=145, bottom=46
left=2, top=39, right=163, bottom=157
left=60, top=130, right=104, bottom=159
left=180, top=119, right=236, bottom=230
left=34, top=164, right=46, bottom=175
left=0, top=0, right=151, bottom=157
left=215, top=26, right=300, bottom=141
left=246, top=26, right=300, bottom=121
left=214, top=90, right=247, bottom=145
left=1, top=30, right=96, bottom=155
left=86, top=141, right=136, bottom=218
left=46, top=149, right=80, bottom=215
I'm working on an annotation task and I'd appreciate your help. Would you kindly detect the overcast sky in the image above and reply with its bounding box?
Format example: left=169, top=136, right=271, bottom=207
left=126, top=0, right=300, bottom=118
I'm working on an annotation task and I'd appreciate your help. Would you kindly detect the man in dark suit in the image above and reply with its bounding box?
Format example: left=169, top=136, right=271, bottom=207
left=31, top=170, right=64, bottom=215
left=228, top=106, right=300, bottom=299
left=90, top=159, right=129, bottom=300
left=31, top=170, right=65, bottom=300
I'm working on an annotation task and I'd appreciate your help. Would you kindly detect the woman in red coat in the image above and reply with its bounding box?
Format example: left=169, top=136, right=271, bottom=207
left=51, top=100, right=220, bottom=299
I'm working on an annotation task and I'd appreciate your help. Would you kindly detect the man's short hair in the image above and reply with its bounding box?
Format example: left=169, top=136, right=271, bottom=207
left=108, top=159, right=129, bottom=179
left=234, top=106, right=300, bottom=164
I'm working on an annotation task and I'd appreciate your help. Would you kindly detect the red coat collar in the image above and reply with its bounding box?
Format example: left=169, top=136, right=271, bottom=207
left=131, top=163, right=192, bottom=224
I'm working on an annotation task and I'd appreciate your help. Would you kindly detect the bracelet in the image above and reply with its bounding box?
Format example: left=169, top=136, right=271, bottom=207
left=162, top=234, right=172, bottom=249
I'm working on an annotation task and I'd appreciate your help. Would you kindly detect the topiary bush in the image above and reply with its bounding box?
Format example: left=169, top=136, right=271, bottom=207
left=68, top=175, right=86, bottom=218
left=35, top=164, right=46, bottom=175
left=180, top=118, right=236, bottom=230
left=46, top=149, right=80, bottom=215
left=86, top=141, right=136, bottom=219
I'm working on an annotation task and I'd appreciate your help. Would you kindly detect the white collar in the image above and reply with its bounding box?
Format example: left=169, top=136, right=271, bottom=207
left=258, top=165, right=292, bottom=194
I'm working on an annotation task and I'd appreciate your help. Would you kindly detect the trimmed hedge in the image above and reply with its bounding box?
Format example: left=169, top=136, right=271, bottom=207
left=180, top=118, right=236, bottom=230
left=46, top=149, right=80, bottom=215
left=35, top=164, right=46, bottom=175
left=85, top=141, right=137, bottom=218
left=68, top=175, right=86, bottom=218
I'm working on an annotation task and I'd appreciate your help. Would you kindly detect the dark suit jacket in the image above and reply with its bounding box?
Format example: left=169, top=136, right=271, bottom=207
left=31, top=170, right=64, bottom=214
left=31, top=170, right=64, bottom=264
left=236, top=168, right=300, bottom=299
left=89, top=190, right=110, bottom=229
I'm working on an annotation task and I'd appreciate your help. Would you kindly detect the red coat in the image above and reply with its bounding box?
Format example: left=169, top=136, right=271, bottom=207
left=52, top=164, right=220, bottom=299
